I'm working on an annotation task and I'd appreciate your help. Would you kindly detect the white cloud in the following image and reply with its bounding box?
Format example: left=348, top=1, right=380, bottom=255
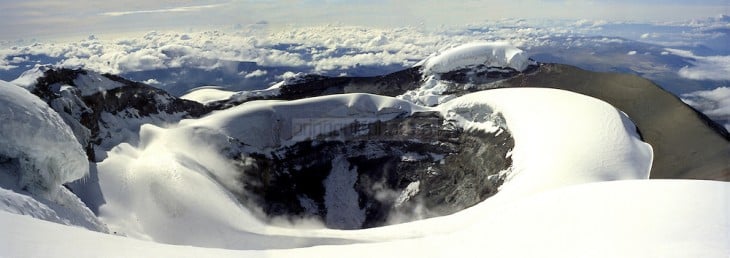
left=243, top=69, right=267, bottom=78
left=668, top=48, right=730, bottom=81
left=100, top=4, right=226, bottom=17
left=682, top=87, right=730, bottom=130
left=1, top=18, right=728, bottom=94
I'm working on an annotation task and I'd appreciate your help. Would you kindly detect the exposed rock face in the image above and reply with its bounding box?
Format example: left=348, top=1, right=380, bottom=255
left=231, top=112, right=513, bottom=229
left=207, top=67, right=423, bottom=110
left=29, top=68, right=210, bottom=161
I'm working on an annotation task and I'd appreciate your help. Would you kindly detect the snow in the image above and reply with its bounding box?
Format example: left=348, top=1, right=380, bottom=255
left=2, top=180, right=727, bottom=257
left=73, top=71, right=125, bottom=96
left=0, top=17, right=727, bottom=257
left=10, top=65, right=48, bottom=90
left=324, top=156, right=366, bottom=229
left=0, top=188, right=68, bottom=225
left=439, top=88, right=653, bottom=199
left=0, top=186, right=107, bottom=232
left=399, top=42, right=536, bottom=107
left=180, top=86, right=236, bottom=104
left=0, top=83, right=693, bottom=257
left=182, top=93, right=426, bottom=150
left=82, top=87, right=654, bottom=249
left=420, top=42, right=531, bottom=75
left=394, top=181, right=420, bottom=208
left=88, top=93, right=428, bottom=248
left=0, top=80, right=88, bottom=192
left=397, top=76, right=455, bottom=106
left=227, top=86, right=281, bottom=103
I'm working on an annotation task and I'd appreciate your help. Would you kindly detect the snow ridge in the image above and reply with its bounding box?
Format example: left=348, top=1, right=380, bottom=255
left=421, top=42, right=531, bottom=75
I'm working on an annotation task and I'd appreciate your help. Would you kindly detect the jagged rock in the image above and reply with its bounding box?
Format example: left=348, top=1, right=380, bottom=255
left=230, top=112, right=513, bottom=229
left=28, top=68, right=210, bottom=161
left=207, top=67, right=423, bottom=110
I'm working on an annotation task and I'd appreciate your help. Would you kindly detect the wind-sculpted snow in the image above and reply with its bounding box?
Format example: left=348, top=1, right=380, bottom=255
left=420, top=42, right=532, bottom=75
left=440, top=89, right=653, bottom=198
left=180, top=87, right=237, bottom=105
left=0, top=80, right=88, bottom=192
left=184, top=93, right=426, bottom=149
left=88, top=87, right=653, bottom=249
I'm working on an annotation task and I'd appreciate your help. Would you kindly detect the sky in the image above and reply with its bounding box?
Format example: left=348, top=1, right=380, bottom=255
left=0, top=0, right=728, bottom=40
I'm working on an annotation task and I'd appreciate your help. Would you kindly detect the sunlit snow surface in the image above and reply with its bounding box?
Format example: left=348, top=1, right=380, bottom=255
left=72, top=87, right=653, bottom=252
left=180, top=86, right=236, bottom=105
left=2, top=180, right=728, bottom=257
left=420, top=42, right=531, bottom=74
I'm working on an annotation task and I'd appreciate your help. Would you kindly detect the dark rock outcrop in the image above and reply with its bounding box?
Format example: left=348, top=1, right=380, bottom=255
left=28, top=68, right=211, bottom=161
left=230, top=112, right=513, bottom=229
left=207, top=67, right=423, bottom=110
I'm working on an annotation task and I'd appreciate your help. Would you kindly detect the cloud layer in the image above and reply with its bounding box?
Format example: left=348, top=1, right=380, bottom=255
left=1, top=1, right=728, bottom=40
left=682, top=87, right=730, bottom=130
left=0, top=17, right=728, bottom=95
left=668, top=49, right=730, bottom=81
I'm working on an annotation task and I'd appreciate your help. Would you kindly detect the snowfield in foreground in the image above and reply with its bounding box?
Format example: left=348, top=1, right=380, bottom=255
left=2, top=180, right=727, bottom=257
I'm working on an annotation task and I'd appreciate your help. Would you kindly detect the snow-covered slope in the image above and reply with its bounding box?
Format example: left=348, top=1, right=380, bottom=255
left=2, top=180, right=727, bottom=258
left=440, top=88, right=653, bottom=199
left=85, top=87, right=653, bottom=249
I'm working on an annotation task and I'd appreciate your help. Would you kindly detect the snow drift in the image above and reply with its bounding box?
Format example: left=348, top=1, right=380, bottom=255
left=0, top=80, right=88, bottom=192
